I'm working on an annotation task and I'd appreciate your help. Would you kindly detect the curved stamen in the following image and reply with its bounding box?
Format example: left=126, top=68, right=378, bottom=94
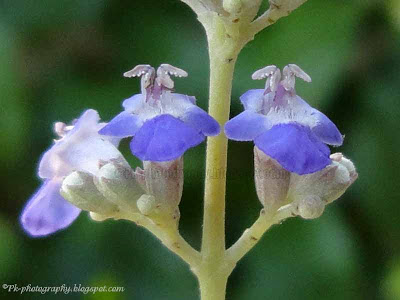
left=124, top=65, right=156, bottom=94
left=53, top=122, right=74, bottom=141
left=156, top=64, right=188, bottom=89
left=252, top=65, right=282, bottom=92
left=281, top=64, right=311, bottom=91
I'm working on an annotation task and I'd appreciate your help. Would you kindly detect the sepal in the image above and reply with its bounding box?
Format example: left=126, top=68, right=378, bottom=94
left=254, top=147, right=290, bottom=214
left=141, top=158, right=183, bottom=223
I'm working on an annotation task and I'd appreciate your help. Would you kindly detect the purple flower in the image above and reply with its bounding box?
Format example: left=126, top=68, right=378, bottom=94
left=225, top=64, right=343, bottom=175
left=21, top=109, right=122, bottom=237
left=99, top=64, right=220, bottom=162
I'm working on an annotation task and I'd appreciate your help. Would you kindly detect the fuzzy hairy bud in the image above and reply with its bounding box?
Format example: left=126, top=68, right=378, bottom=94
left=288, top=153, right=358, bottom=219
left=61, top=171, right=118, bottom=215
left=294, top=195, right=325, bottom=219
left=136, top=194, right=157, bottom=216
left=95, top=159, right=145, bottom=213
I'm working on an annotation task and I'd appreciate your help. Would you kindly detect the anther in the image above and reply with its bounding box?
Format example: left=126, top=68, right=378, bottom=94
left=156, top=64, right=188, bottom=89
left=252, top=65, right=282, bottom=92
left=281, top=64, right=311, bottom=90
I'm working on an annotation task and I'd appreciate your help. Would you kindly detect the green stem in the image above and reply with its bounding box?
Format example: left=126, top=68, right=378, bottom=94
left=226, top=205, right=294, bottom=264
left=118, top=213, right=201, bottom=267
left=198, top=272, right=229, bottom=300
left=199, top=15, right=243, bottom=300
left=201, top=15, right=242, bottom=260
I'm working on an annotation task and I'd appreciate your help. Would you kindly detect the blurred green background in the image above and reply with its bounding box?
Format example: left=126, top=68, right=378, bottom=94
left=1, top=0, right=400, bottom=299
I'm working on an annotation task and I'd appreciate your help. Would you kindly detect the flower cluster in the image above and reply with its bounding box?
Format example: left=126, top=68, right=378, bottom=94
left=20, top=63, right=356, bottom=237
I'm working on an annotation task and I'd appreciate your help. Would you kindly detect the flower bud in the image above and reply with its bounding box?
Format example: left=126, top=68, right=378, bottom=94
left=95, top=160, right=145, bottom=213
left=288, top=153, right=358, bottom=218
left=143, top=157, right=183, bottom=216
left=61, top=171, right=118, bottom=215
left=254, top=147, right=290, bottom=213
left=136, top=194, right=157, bottom=216
left=294, top=195, right=325, bottom=219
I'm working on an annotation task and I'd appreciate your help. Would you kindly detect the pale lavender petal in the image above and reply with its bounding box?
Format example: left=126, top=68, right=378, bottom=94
left=181, top=106, right=220, bottom=136
left=171, top=93, right=196, bottom=105
left=20, top=179, right=81, bottom=237
left=158, top=92, right=198, bottom=119
left=225, top=111, right=269, bottom=141
left=99, top=111, right=142, bottom=138
left=254, top=123, right=331, bottom=175
left=65, top=109, right=99, bottom=137
left=37, top=110, right=100, bottom=179
left=130, top=114, right=204, bottom=161
left=39, top=112, right=122, bottom=178
left=311, top=109, right=343, bottom=146
left=122, top=94, right=144, bottom=112
left=239, top=89, right=265, bottom=111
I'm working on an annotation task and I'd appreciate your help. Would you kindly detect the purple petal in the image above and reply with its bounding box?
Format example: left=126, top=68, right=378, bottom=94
left=181, top=106, right=220, bottom=136
left=20, top=179, right=81, bottom=237
left=240, top=89, right=265, bottom=111
left=311, top=109, right=343, bottom=146
left=122, top=94, right=143, bottom=112
left=99, top=111, right=142, bottom=138
left=254, top=123, right=331, bottom=175
left=130, top=114, right=204, bottom=161
left=225, top=111, right=269, bottom=141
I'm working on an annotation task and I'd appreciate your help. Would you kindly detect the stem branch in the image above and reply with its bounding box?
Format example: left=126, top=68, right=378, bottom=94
left=226, top=205, right=295, bottom=264
left=120, top=213, right=201, bottom=267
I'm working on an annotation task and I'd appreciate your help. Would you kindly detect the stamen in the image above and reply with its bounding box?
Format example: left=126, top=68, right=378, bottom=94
left=156, top=64, right=188, bottom=89
left=54, top=122, right=67, bottom=137
left=252, top=65, right=282, bottom=92
left=281, top=64, right=311, bottom=91
left=53, top=122, right=74, bottom=141
left=123, top=65, right=156, bottom=94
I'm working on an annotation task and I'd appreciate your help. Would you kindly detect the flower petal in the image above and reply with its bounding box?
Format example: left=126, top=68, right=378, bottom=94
left=20, top=178, right=81, bottom=237
left=181, top=106, right=220, bottom=136
left=65, top=109, right=99, bottom=137
left=171, top=93, right=196, bottom=105
left=240, top=89, right=265, bottom=112
left=225, top=111, right=269, bottom=141
left=254, top=123, right=331, bottom=175
left=122, top=94, right=143, bottom=112
left=130, top=114, right=204, bottom=161
left=39, top=122, right=123, bottom=178
left=99, top=111, right=142, bottom=138
left=311, top=109, right=343, bottom=146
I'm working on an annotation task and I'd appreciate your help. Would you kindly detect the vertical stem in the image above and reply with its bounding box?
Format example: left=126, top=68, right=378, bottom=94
left=198, top=273, right=229, bottom=300
left=199, top=16, right=243, bottom=300
left=201, top=18, right=240, bottom=260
